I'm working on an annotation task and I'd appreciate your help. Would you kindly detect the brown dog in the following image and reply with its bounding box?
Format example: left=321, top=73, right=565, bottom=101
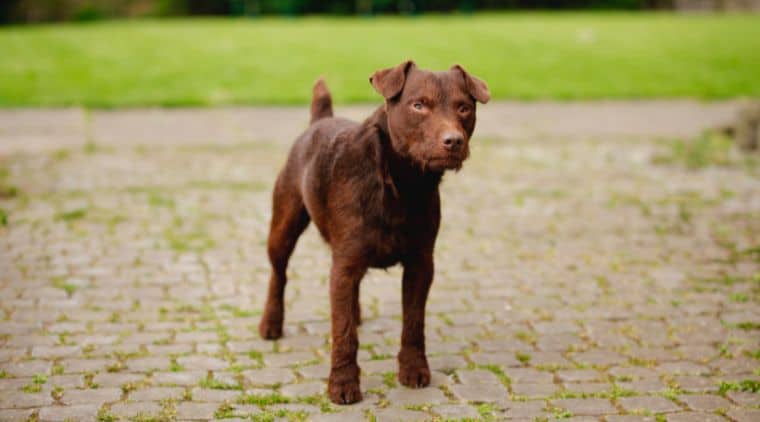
left=258, top=61, right=489, bottom=404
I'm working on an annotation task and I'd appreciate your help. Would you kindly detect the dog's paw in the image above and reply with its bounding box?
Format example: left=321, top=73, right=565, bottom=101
left=398, top=350, right=430, bottom=388
left=258, top=316, right=283, bottom=340
left=328, top=378, right=362, bottom=404
left=398, top=363, right=431, bottom=388
left=328, top=365, right=362, bottom=405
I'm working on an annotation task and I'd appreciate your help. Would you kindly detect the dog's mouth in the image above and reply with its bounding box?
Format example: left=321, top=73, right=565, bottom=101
left=425, top=155, right=464, bottom=171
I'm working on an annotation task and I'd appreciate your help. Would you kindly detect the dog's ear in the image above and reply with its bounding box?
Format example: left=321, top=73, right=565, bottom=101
left=370, top=60, right=416, bottom=100
left=451, top=64, right=490, bottom=104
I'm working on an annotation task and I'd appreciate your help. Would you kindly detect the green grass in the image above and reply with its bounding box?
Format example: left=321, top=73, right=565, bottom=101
left=198, top=377, right=242, bottom=390
left=237, top=392, right=291, bottom=406
left=2, top=12, right=759, bottom=107
left=718, top=379, right=760, bottom=394
left=652, top=132, right=736, bottom=169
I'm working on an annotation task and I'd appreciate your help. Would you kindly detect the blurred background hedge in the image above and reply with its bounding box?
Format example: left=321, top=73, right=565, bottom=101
left=1, top=0, right=676, bottom=23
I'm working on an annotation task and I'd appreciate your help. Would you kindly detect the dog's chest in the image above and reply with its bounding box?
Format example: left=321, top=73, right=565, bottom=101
left=365, top=195, right=427, bottom=268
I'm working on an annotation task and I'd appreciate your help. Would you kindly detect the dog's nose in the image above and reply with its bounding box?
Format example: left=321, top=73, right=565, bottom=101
left=441, top=133, right=464, bottom=151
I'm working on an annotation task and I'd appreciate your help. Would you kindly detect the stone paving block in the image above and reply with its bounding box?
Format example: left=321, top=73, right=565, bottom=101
left=673, top=375, right=718, bottom=393
left=626, top=348, right=674, bottom=363
left=618, top=396, right=682, bottom=413
left=557, top=369, right=604, bottom=382
left=1, top=360, right=51, bottom=376
left=262, top=351, right=317, bottom=368
left=361, top=359, right=396, bottom=374
left=537, top=334, right=584, bottom=351
left=711, top=357, right=757, bottom=375
left=476, top=339, right=533, bottom=352
left=606, top=416, right=656, bottom=422
left=152, top=371, right=206, bottom=386
left=280, top=381, right=326, bottom=398
left=617, top=378, right=668, bottom=394
left=62, top=387, right=121, bottom=405
left=427, top=355, right=467, bottom=372
left=176, top=402, right=219, bottom=420
left=530, top=352, right=574, bottom=368
left=609, top=366, right=658, bottom=380
left=0, top=378, right=28, bottom=391
left=726, top=406, right=760, bottom=422
left=374, top=408, right=431, bottom=422
left=126, top=356, right=171, bottom=372
left=511, top=382, right=559, bottom=397
left=191, top=387, right=240, bottom=402
left=242, top=368, right=295, bottom=386
left=456, top=369, right=501, bottom=385
left=48, top=375, right=85, bottom=389
left=31, top=346, right=80, bottom=359
left=666, top=412, right=726, bottom=422
left=678, top=394, right=732, bottom=411
left=432, top=404, right=479, bottom=419
left=60, top=358, right=115, bottom=374
left=129, top=387, right=185, bottom=401
left=534, top=321, right=578, bottom=334
left=92, top=372, right=144, bottom=387
left=469, top=352, right=521, bottom=367
left=361, top=374, right=386, bottom=392
left=227, top=340, right=272, bottom=354
left=570, top=350, right=627, bottom=366
left=297, top=363, right=330, bottom=380
left=38, top=404, right=99, bottom=422
left=502, top=400, right=547, bottom=419
left=147, top=343, right=193, bottom=355
left=725, top=391, right=760, bottom=406
left=561, top=382, right=610, bottom=394
left=277, top=335, right=326, bottom=351
left=0, top=409, right=35, bottom=422
left=0, top=391, right=54, bottom=409
left=110, top=401, right=162, bottom=418
left=427, top=341, right=466, bottom=354
left=311, top=410, right=366, bottom=421
left=69, top=334, right=119, bottom=346
left=177, top=355, right=228, bottom=371
left=385, top=387, right=448, bottom=405
left=506, top=367, right=554, bottom=383
left=551, top=398, right=616, bottom=416
left=449, top=383, right=508, bottom=402
left=676, top=345, right=717, bottom=362
left=269, top=403, right=320, bottom=414
left=175, top=331, right=219, bottom=343
left=656, top=362, right=711, bottom=376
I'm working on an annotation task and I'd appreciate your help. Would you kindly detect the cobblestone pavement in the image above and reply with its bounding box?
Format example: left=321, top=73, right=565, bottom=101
left=1, top=103, right=759, bottom=421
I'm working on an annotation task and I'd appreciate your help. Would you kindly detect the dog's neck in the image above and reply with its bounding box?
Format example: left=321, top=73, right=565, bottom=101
left=364, top=106, right=443, bottom=195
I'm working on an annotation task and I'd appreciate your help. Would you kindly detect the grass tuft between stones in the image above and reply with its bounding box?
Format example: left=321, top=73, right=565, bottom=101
left=718, top=379, right=760, bottom=394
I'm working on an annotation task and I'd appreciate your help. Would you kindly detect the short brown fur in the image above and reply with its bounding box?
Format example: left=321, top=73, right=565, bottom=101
left=258, top=61, right=489, bottom=404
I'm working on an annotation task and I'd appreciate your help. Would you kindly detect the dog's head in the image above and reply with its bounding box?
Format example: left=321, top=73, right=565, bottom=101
left=370, top=61, right=490, bottom=172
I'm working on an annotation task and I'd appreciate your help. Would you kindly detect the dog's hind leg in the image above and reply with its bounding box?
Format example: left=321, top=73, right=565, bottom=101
left=259, top=175, right=310, bottom=340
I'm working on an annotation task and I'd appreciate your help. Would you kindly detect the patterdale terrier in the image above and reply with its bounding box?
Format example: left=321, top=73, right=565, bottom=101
left=258, top=61, right=490, bottom=404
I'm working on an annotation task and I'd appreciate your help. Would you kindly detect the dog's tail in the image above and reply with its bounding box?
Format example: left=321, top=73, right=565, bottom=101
left=310, top=77, right=333, bottom=124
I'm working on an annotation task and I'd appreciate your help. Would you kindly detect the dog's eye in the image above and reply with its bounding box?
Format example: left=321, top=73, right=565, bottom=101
left=458, top=104, right=471, bottom=114
left=413, top=102, right=424, bottom=111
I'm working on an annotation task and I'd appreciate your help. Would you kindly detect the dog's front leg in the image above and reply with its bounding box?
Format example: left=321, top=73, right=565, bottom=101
left=327, top=257, right=367, bottom=404
left=398, top=253, right=433, bottom=388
